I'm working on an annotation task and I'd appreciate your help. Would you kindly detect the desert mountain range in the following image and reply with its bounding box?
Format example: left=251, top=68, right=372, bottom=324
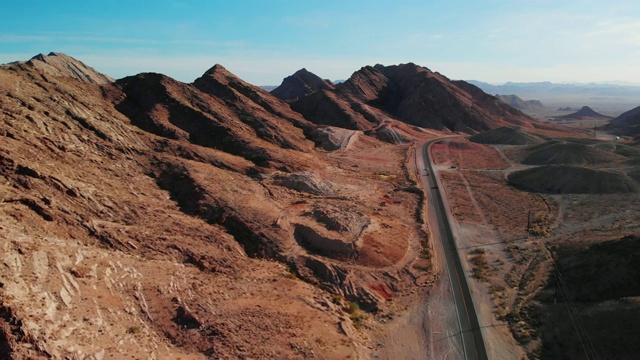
left=272, top=63, right=550, bottom=133
left=0, top=52, right=437, bottom=358
left=1, top=52, right=638, bottom=359
left=468, top=80, right=640, bottom=109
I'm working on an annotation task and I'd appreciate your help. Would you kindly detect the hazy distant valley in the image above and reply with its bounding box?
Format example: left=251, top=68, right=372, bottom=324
left=1, top=52, right=639, bottom=359
left=468, top=80, right=640, bottom=118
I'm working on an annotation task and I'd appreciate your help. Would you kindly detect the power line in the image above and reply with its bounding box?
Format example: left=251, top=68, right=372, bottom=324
left=547, top=247, right=601, bottom=360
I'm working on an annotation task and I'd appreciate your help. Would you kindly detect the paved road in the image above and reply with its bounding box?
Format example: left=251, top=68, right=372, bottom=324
left=420, top=139, right=488, bottom=360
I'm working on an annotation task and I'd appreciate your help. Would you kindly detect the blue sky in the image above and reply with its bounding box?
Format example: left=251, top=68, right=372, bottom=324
left=1, top=0, right=639, bottom=85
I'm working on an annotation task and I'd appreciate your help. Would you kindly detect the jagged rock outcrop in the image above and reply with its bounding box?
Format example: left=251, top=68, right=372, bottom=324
left=272, top=171, right=337, bottom=195
left=309, top=126, right=355, bottom=151
left=271, top=68, right=334, bottom=101
left=306, top=204, right=369, bottom=234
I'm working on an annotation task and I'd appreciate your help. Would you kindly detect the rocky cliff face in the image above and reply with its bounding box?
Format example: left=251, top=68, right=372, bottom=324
left=0, top=54, right=432, bottom=358
left=286, top=62, right=539, bottom=133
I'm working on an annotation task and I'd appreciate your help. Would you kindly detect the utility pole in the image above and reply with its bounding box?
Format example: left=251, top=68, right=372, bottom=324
left=526, top=210, right=532, bottom=235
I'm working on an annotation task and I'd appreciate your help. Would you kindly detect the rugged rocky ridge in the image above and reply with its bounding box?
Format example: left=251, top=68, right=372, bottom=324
left=286, top=62, right=541, bottom=133
left=114, top=68, right=314, bottom=169
left=0, top=54, right=433, bottom=358
left=2, top=52, right=115, bottom=84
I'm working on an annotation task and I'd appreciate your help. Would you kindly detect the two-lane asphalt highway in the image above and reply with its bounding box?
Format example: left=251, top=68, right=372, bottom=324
left=421, top=139, right=488, bottom=360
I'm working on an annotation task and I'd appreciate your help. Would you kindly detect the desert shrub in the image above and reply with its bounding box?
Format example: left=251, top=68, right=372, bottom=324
left=347, top=301, right=360, bottom=314
left=331, top=295, right=344, bottom=305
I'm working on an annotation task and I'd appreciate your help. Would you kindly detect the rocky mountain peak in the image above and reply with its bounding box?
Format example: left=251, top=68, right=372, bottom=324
left=336, top=65, right=388, bottom=101
left=29, top=53, right=48, bottom=62
left=271, top=68, right=334, bottom=101
left=194, top=63, right=257, bottom=94
left=293, top=67, right=310, bottom=76
left=23, top=52, right=114, bottom=84
left=202, top=63, right=228, bottom=76
left=579, top=106, right=596, bottom=113
left=560, top=105, right=612, bottom=119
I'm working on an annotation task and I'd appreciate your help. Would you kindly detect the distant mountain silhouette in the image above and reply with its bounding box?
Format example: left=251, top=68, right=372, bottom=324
left=558, top=106, right=612, bottom=120
left=496, top=94, right=544, bottom=111
left=468, top=80, right=640, bottom=97
left=468, top=80, right=640, bottom=110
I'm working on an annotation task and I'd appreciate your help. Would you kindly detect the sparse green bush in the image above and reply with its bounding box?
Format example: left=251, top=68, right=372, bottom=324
left=331, top=295, right=344, bottom=305
left=345, top=301, right=367, bottom=328
left=350, top=312, right=367, bottom=329
left=347, top=301, right=360, bottom=314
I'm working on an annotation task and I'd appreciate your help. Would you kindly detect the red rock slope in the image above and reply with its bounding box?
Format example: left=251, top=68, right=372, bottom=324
left=0, top=54, right=432, bottom=358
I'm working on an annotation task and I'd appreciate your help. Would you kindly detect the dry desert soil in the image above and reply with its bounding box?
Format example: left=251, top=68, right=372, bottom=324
left=2, top=53, right=640, bottom=360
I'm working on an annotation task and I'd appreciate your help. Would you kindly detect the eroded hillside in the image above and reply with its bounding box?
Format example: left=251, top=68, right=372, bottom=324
left=0, top=54, right=436, bottom=359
